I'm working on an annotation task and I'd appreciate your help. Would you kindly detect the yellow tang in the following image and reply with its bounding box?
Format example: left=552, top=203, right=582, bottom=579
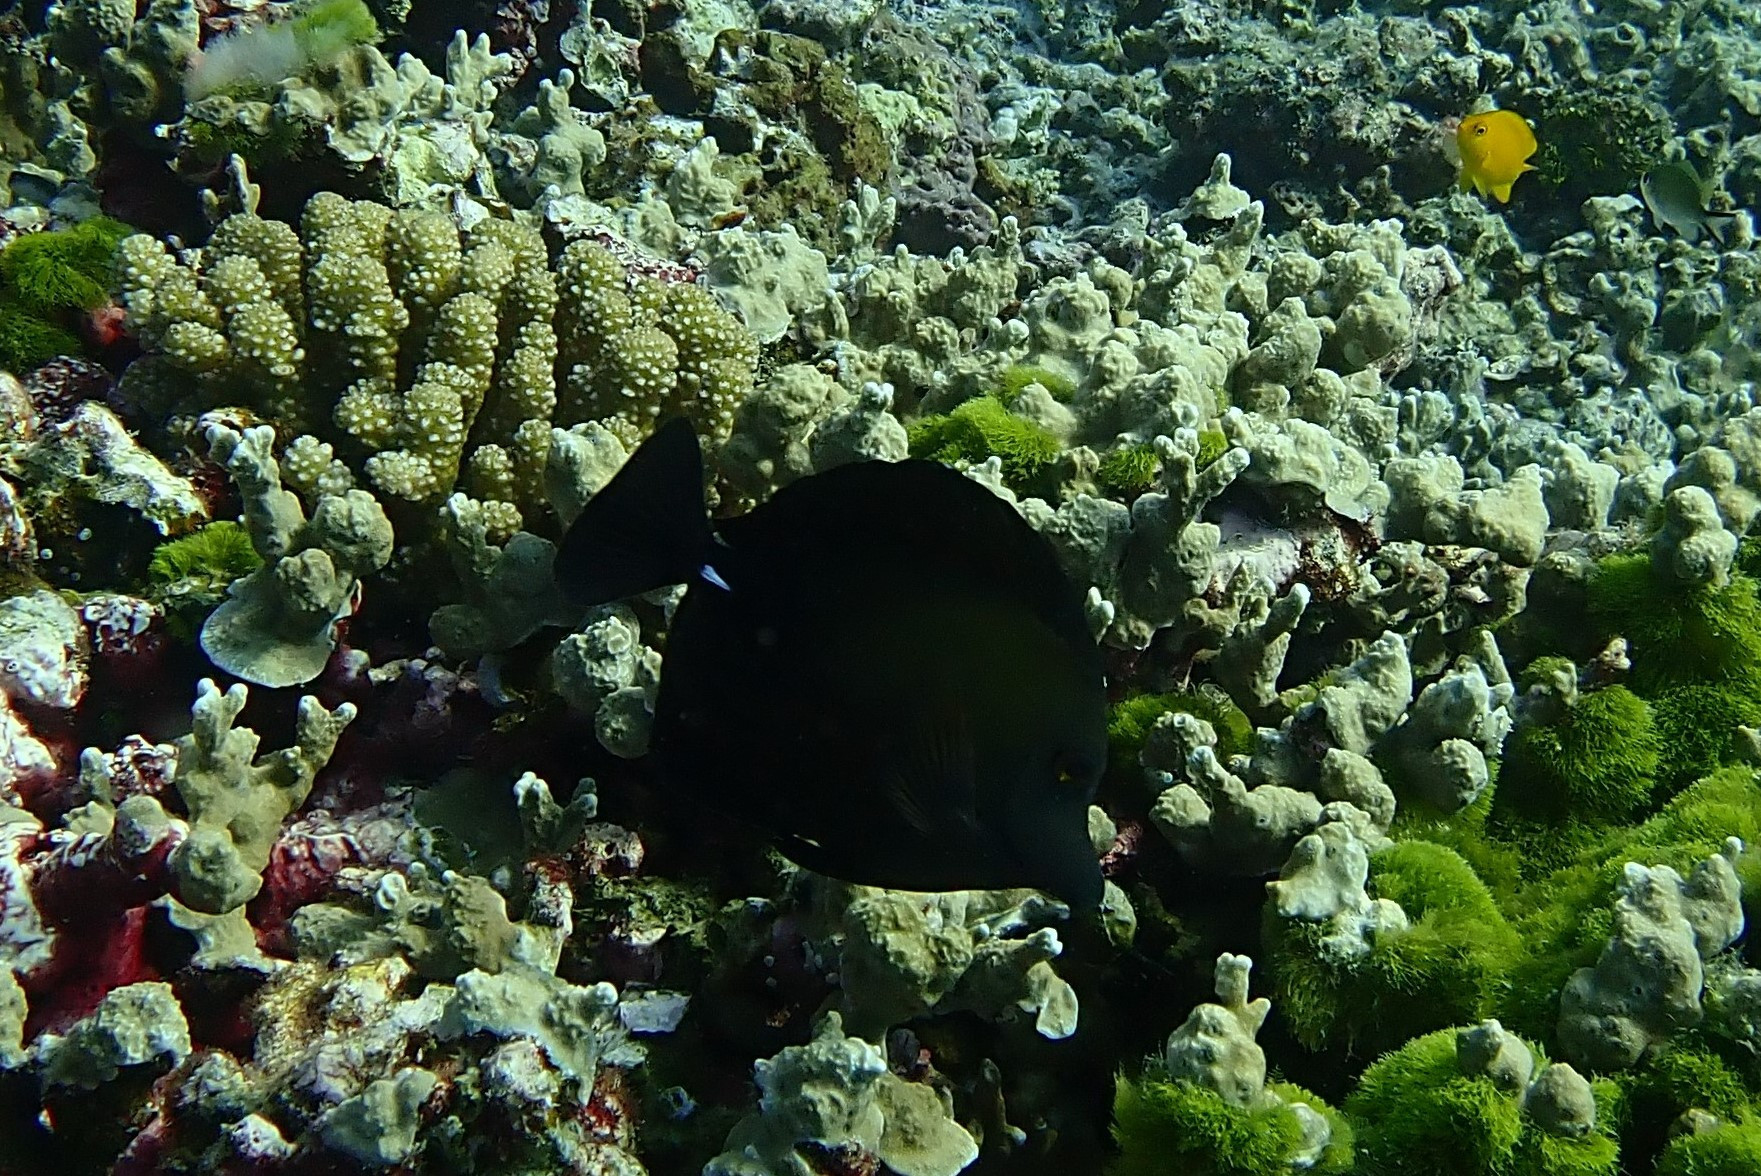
left=1457, top=109, right=1537, bottom=203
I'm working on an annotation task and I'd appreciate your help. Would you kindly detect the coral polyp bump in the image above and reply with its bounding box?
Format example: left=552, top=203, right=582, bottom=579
left=3, top=0, right=1761, bottom=1171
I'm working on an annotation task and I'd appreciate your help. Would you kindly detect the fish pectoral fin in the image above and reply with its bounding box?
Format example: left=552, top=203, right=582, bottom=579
left=882, top=708, right=982, bottom=840
left=555, top=417, right=715, bottom=607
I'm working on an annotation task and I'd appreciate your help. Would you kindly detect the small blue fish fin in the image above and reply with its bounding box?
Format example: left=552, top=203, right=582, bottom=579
left=1707, top=212, right=1734, bottom=246
left=555, top=417, right=715, bottom=607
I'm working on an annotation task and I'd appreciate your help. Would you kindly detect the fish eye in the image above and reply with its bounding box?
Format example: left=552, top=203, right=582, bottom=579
left=1054, top=754, right=1097, bottom=787
left=1474, top=124, right=1488, bottom=135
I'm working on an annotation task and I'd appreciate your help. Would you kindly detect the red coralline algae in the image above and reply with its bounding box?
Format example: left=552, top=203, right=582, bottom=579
left=22, top=356, right=114, bottom=428
left=14, top=803, right=189, bottom=1036
left=581, top=226, right=702, bottom=288
left=21, top=905, right=160, bottom=1040
left=26, top=810, right=186, bottom=930
left=80, top=595, right=171, bottom=695
left=1100, top=817, right=1145, bottom=878
left=81, top=736, right=179, bottom=808
left=251, top=798, right=415, bottom=954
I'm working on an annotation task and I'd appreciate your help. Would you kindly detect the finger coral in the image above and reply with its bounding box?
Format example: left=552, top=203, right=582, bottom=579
left=115, top=195, right=759, bottom=542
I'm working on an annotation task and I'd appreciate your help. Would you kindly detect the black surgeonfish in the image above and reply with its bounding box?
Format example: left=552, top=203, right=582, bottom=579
left=556, top=418, right=1108, bottom=910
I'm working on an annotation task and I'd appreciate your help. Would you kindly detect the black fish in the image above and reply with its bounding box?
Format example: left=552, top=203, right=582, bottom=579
left=556, top=418, right=1108, bottom=910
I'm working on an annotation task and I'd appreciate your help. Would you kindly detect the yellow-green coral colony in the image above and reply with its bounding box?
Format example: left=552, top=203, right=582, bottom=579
left=114, top=194, right=760, bottom=538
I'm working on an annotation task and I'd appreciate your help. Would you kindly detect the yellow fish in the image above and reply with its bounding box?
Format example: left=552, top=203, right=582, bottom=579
left=1456, top=110, right=1537, bottom=203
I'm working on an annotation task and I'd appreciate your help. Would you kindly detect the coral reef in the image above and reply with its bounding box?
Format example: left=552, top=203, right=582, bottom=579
left=5, top=0, right=1761, bottom=1169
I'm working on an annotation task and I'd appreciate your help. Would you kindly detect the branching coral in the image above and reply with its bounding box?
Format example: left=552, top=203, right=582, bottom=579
left=116, top=198, right=758, bottom=539
left=166, top=676, right=356, bottom=917
left=200, top=423, right=393, bottom=687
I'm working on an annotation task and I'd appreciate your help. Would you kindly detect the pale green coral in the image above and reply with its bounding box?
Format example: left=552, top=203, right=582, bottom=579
left=549, top=604, right=661, bottom=759
left=1557, top=847, right=1745, bottom=1072
left=821, top=884, right=1081, bottom=1040
left=705, top=1012, right=978, bottom=1176
left=201, top=423, right=393, bottom=687
left=1111, top=954, right=1349, bottom=1176
left=318, top=1066, right=436, bottom=1167
left=167, top=676, right=354, bottom=916
left=31, top=981, right=192, bottom=1091
left=428, top=492, right=572, bottom=658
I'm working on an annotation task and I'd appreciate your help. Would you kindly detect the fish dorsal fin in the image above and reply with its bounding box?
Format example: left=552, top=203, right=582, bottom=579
left=556, top=417, right=715, bottom=607
left=883, top=705, right=982, bottom=840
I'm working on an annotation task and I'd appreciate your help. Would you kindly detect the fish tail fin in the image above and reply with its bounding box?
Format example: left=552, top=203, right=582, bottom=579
left=556, top=416, right=714, bottom=607
left=1709, top=212, right=1735, bottom=246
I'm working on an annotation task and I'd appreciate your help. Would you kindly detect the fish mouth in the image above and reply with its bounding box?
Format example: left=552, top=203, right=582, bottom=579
left=998, top=818, right=1104, bottom=912
left=1037, top=859, right=1104, bottom=913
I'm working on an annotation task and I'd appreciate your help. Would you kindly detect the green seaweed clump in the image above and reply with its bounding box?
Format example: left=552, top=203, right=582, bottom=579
left=146, top=520, right=264, bottom=633
left=1622, top=1048, right=1757, bottom=1166
left=1525, top=80, right=1674, bottom=204
left=1581, top=551, right=1761, bottom=797
left=1587, top=555, right=1761, bottom=691
left=1650, top=684, right=1761, bottom=794
left=288, top=0, right=379, bottom=51
left=1110, top=1075, right=1351, bottom=1176
left=1097, top=443, right=1161, bottom=501
left=1107, top=686, right=1254, bottom=778
left=0, top=216, right=133, bottom=372
left=1655, top=1122, right=1761, bottom=1176
left=1196, top=427, right=1228, bottom=468
left=1265, top=841, right=1523, bottom=1056
left=995, top=362, right=1076, bottom=403
left=1346, top=1027, right=1620, bottom=1176
left=1497, top=685, right=1660, bottom=824
left=907, top=396, right=1062, bottom=494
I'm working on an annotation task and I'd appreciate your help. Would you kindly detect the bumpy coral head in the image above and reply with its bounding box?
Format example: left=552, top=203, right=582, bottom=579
left=1438, top=115, right=1463, bottom=165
